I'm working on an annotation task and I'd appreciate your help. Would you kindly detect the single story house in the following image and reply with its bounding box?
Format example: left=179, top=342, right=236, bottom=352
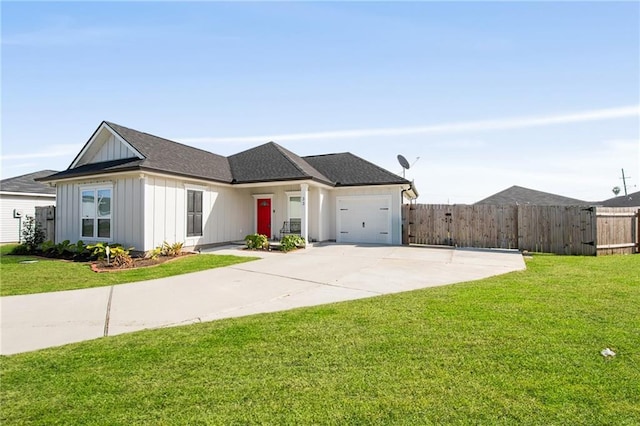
left=475, top=185, right=589, bottom=206
left=40, top=121, right=418, bottom=251
left=0, top=170, right=57, bottom=243
left=599, top=190, right=640, bottom=207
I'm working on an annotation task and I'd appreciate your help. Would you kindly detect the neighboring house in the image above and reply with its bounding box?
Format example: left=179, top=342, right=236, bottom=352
left=599, top=190, right=640, bottom=207
left=0, top=170, right=57, bottom=243
left=475, top=185, right=589, bottom=206
left=40, top=121, right=417, bottom=251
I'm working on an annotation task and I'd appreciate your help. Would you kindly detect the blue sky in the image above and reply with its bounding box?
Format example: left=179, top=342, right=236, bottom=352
left=2, top=1, right=639, bottom=203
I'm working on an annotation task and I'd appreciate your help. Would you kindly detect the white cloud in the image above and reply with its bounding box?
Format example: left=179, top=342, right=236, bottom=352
left=1, top=144, right=81, bottom=160
left=179, top=105, right=640, bottom=144
left=2, top=24, right=128, bottom=47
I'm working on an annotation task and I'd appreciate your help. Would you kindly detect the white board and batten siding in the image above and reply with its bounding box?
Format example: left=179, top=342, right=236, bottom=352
left=76, top=132, right=138, bottom=166
left=333, top=186, right=404, bottom=245
left=0, top=194, right=56, bottom=243
left=143, top=176, right=252, bottom=251
left=55, top=176, right=145, bottom=250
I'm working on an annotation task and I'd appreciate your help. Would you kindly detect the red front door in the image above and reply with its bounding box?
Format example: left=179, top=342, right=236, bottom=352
left=257, top=198, right=271, bottom=237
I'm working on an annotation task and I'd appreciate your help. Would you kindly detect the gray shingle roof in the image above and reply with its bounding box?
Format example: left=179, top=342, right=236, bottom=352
left=475, top=185, right=589, bottom=206
left=599, top=191, right=640, bottom=207
left=105, top=122, right=233, bottom=183
left=42, top=121, right=410, bottom=188
left=228, top=142, right=331, bottom=184
left=0, top=170, right=57, bottom=194
left=40, top=158, right=145, bottom=181
left=304, top=153, right=409, bottom=186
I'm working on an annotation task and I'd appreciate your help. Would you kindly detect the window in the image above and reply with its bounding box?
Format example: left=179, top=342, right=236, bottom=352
left=287, top=193, right=302, bottom=233
left=81, top=187, right=112, bottom=239
left=187, top=190, right=203, bottom=237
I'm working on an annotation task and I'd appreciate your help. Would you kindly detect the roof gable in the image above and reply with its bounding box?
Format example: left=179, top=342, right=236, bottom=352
left=48, top=121, right=233, bottom=183
left=71, top=122, right=143, bottom=168
left=0, top=170, right=57, bottom=195
left=304, top=153, right=409, bottom=186
left=475, top=185, right=589, bottom=205
left=228, top=142, right=331, bottom=184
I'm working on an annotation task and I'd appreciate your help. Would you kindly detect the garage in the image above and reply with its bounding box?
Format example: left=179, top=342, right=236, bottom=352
left=336, top=196, right=392, bottom=244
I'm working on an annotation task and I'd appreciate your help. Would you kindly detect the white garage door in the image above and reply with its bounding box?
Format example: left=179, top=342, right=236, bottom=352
left=337, top=196, right=392, bottom=244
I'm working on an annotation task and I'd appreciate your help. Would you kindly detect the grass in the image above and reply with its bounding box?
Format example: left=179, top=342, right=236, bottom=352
left=1, top=254, right=639, bottom=424
left=0, top=244, right=258, bottom=296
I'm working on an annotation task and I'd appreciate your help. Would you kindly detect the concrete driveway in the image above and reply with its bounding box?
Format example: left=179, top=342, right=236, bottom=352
left=0, top=243, right=525, bottom=355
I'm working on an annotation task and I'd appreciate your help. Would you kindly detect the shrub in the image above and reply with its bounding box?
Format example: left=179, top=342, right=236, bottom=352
left=20, top=216, right=45, bottom=253
left=73, top=240, right=89, bottom=259
left=54, top=240, right=74, bottom=257
left=161, top=241, right=184, bottom=257
left=87, top=243, right=134, bottom=265
left=279, top=234, right=305, bottom=252
left=145, top=247, right=163, bottom=260
left=111, top=247, right=134, bottom=268
left=146, top=241, right=184, bottom=259
left=245, top=234, right=269, bottom=250
left=38, top=240, right=56, bottom=255
left=10, top=244, right=31, bottom=255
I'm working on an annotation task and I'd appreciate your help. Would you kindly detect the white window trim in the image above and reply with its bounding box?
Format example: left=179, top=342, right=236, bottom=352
left=285, top=191, right=302, bottom=221
left=79, top=184, right=114, bottom=242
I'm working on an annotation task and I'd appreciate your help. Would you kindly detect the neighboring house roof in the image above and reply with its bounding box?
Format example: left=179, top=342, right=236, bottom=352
left=0, top=170, right=57, bottom=195
left=599, top=191, right=640, bottom=207
left=304, top=153, right=408, bottom=186
left=475, top=185, right=589, bottom=205
left=41, top=121, right=410, bottom=188
left=228, top=142, right=332, bottom=185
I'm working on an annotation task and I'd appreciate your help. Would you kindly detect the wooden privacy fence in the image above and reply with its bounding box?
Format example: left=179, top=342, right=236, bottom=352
left=402, top=204, right=639, bottom=256
left=35, top=205, right=55, bottom=243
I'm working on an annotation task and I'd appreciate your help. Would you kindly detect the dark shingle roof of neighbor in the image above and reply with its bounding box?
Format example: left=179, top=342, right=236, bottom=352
left=0, top=170, right=58, bottom=194
left=304, top=153, right=409, bottom=186
left=475, top=185, right=589, bottom=206
left=42, top=121, right=409, bottom=187
left=599, top=190, right=640, bottom=207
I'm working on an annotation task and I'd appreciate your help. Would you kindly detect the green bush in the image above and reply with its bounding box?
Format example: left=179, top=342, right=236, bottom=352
left=87, top=243, right=134, bottom=265
left=161, top=241, right=184, bottom=257
left=145, top=247, right=163, bottom=260
left=38, top=240, right=56, bottom=255
left=245, top=234, right=269, bottom=250
left=279, top=234, right=305, bottom=252
left=9, top=244, right=31, bottom=255
left=20, top=216, right=45, bottom=252
left=146, top=241, right=184, bottom=259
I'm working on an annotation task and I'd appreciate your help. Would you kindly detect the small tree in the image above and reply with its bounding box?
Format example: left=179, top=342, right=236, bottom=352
left=21, top=216, right=46, bottom=252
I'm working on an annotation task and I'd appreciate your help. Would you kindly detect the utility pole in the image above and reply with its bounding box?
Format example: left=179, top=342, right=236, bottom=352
left=620, top=168, right=630, bottom=196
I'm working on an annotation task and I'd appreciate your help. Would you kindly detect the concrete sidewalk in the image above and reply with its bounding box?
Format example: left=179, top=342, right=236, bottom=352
left=0, top=244, right=525, bottom=355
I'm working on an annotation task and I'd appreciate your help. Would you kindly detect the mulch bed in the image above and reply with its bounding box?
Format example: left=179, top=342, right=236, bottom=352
left=90, top=252, right=195, bottom=273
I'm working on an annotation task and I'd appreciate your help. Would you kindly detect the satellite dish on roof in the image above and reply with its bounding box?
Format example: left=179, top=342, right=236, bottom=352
left=397, top=154, right=410, bottom=170
left=397, top=154, right=410, bottom=178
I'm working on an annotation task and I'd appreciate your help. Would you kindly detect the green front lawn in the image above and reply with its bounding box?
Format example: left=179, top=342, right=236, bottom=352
left=1, top=254, right=638, bottom=424
left=0, top=244, right=258, bottom=296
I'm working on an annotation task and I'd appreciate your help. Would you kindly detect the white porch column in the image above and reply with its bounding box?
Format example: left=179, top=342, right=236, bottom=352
left=300, top=183, right=309, bottom=243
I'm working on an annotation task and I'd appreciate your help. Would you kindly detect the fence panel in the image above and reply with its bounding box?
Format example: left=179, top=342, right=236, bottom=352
left=595, top=207, right=639, bottom=255
left=403, top=204, right=638, bottom=255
